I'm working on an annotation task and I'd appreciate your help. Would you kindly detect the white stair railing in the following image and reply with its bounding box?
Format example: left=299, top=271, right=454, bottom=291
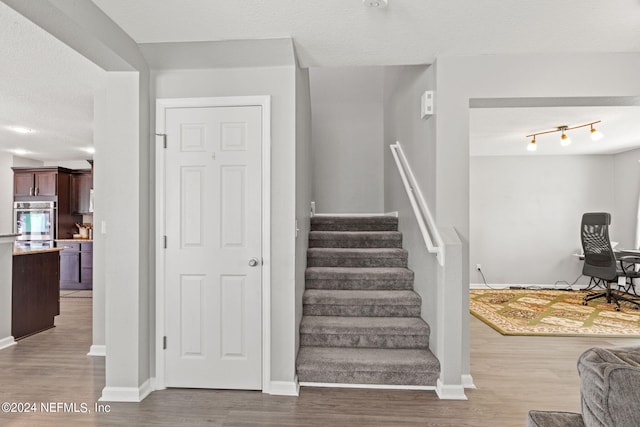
left=390, top=141, right=444, bottom=266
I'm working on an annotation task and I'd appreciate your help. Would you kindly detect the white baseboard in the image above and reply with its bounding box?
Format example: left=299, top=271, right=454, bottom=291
left=312, top=211, right=398, bottom=218
left=265, top=376, right=300, bottom=396
left=435, top=379, right=468, bottom=400
left=0, top=336, right=16, bottom=351
left=299, top=382, right=435, bottom=391
left=149, top=377, right=164, bottom=392
left=461, top=374, right=476, bottom=389
left=470, top=283, right=588, bottom=290
left=100, top=379, right=152, bottom=402
left=87, top=344, right=106, bottom=357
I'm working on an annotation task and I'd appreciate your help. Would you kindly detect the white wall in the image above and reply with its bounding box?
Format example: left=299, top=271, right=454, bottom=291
left=44, top=160, right=92, bottom=170
left=0, top=152, right=13, bottom=232
left=12, top=156, right=44, bottom=167
left=152, top=65, right=299, bottom=384
left=310, top=67, right=384, bottom=213
left=295, top=65, right=312, bottom=362
left=613, top=147, right=640, bottom=249
left=383, top=64, right=437, bottom=334
left=470, top=155, right=614, bottom=286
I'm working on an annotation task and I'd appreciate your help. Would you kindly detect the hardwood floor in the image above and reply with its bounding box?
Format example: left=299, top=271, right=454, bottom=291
left=1, top=298, right=639, bottom=426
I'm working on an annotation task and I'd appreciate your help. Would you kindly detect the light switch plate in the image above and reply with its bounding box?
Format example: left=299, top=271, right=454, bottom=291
left=421, top=91, right=434, bottom=118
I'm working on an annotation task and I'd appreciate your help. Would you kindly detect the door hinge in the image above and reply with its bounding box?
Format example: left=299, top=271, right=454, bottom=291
left=164, top=235, right=167, bottom=249
left=163, top=336, right=167, bottom=350
left=155, top=133, right=167, bottom=149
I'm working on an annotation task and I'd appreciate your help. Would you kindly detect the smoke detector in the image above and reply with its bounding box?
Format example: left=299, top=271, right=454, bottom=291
left=363, top=0, right=388, bottom=8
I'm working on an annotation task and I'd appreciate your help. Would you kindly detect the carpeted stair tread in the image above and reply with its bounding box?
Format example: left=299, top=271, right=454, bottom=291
left=303, top=289, right=421, bottom=306
left=300, top=316, right=429, bottom=336
left=296, top=346, right=440, bottom=385
left=311, top=216, right=398, bottom=232
left=305, top=267, right=414, bottom=290
left=309, top=231, right=402, bottom=248
left=307, top=248, right=408, bottom=268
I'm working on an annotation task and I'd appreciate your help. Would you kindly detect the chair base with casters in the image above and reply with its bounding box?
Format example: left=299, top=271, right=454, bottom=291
left=583, top=287, right=640, bottom=311
left=583, top=268, right=640, bottom=311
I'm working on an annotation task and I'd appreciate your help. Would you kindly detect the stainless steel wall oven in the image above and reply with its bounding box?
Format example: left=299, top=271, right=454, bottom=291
left=13, top=201, right=56, bottom=249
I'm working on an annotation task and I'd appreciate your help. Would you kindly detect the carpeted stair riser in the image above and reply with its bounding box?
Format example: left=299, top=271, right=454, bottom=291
left=305, top=267, right=414, bottom=290
left=311, top=216, right=398, bottom=232
left=304, top=304, right=420, bottom=317
left=307, top=248, right=408, bottom=268
left=298, top=366, right=437, bottom=386
left=303, top=289, right=421, bottom=317
left=300, top=316, right=429, bottom=349
left=301, top=333, right=428, bottom=349
left=309, top=231, right=402, bottom=248
left=296, top=347, right=440, bottom=386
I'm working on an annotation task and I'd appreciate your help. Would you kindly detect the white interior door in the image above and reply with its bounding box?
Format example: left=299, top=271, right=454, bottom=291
left=164, top=105, right=262, bottom=389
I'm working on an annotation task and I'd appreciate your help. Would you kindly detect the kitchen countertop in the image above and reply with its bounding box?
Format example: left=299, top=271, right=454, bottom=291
left=14, top=247, right=65, bottom=256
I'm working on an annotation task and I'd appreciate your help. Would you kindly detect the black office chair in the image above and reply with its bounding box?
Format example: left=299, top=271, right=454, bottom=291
left=581, top=212, right=640, bottom=311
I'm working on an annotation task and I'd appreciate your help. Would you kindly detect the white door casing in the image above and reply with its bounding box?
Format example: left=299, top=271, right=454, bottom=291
left=155, top=97, right=271, bottom=391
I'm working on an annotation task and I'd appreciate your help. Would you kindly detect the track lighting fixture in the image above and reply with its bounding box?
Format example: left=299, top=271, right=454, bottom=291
left=560, top=127, right=571, bottom=146
left=527, top=136, right=537, bottom=152
left=590, top=123, right=604, bottom=141
left=525, top=120, right=602, bottom=152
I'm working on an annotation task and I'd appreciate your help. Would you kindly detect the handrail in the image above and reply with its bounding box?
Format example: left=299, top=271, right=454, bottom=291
left=390, top=141, right=445, bottom=266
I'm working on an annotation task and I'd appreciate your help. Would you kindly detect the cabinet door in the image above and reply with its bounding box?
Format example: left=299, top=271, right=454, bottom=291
left=80, top=254, right=93, bottom=286
left=35, top=172, right=57, bottom=196
left=59, top=252, right=79, bottom=285
left=14, top=172, right=34, bottom=197
left=71, top=173, right=92, bottom=213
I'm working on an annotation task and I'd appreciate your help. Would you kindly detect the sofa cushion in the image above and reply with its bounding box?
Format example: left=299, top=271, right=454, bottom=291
left=577, top=346, right=640, bottom=427
left=526, top=410, right=585, bottom=427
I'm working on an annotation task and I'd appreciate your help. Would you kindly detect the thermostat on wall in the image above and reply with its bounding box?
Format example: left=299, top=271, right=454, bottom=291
left=421, top=91, right=434, bottom=118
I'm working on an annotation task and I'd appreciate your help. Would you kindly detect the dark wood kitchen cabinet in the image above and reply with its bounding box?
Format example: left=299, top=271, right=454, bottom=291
left=12, top=249, right=61, bottom=340
left=71, top=169, right=93, bottom=214
left=57, top=241, right=92, bottom=290
left=13, top=167, right=70, bottom=201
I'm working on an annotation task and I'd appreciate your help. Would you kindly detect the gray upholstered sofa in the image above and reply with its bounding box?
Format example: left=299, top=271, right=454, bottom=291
left=527, top=346, right=640, bottom=427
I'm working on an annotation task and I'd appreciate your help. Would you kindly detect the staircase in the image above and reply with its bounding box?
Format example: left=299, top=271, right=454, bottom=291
left=296, top=216, right=440, bottom=387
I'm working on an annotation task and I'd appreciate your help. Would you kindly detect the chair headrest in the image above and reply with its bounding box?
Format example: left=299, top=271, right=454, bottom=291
left=582, top=212, right=611, bottom=226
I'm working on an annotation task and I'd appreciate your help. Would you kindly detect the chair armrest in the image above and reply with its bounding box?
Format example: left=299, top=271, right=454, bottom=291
left=618, top=256, right=640, bottom=274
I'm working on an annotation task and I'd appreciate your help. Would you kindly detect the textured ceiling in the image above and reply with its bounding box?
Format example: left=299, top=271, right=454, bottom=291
left=0, top=2, right=104, bottom=162
left=470, top=106, right=640, bottom=156
left=92, top=0, right=640, bottom=67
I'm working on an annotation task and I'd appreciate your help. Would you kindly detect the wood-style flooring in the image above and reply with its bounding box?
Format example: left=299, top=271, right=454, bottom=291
left=1, top=298, right=639, bottom=426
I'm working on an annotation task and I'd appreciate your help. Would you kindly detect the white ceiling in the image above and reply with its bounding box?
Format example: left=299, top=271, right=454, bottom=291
left=0, top=2, right=104, bottom=162
left=91, top=0, right=640, bottom=68
left=2, top=1, right=640, bottom=161
left=470, top=107, right=640, bottom=157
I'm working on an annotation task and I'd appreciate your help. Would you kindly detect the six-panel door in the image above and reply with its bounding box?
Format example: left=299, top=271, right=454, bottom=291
left=164, top=105, right=263, bottom=390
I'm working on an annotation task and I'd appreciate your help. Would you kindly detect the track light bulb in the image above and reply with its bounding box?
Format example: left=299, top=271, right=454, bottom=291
left=590, top=125, right=604, bottom=141
left=527, top=137, right=537, bottom=152
left=560, top=132, right=571, bottom=146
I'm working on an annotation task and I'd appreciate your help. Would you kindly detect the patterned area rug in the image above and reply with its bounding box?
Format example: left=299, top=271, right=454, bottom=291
left=470, top=289, right=640, bottom=337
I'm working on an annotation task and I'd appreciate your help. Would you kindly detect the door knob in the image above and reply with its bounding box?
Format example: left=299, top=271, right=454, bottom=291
left=248, top=257, right=259, bottom=267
